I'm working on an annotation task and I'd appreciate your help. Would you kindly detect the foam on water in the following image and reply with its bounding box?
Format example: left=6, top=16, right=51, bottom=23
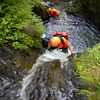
left=38, top=49, right=70, bottom=64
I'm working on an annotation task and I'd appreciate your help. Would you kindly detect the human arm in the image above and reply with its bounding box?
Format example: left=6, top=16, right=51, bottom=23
left=64, top=39, right=73, bottom=54
left=68, top=43, right=77, bottom=57
left=68, top=44, right=73, bottom=54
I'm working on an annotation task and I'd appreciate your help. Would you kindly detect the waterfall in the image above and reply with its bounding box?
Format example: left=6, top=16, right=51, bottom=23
left=19, top=50, right=75, bottom=100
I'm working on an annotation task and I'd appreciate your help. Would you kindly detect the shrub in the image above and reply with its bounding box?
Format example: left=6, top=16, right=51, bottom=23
left=0, top=0, right=46, bottom=51
left=74, top=43, right=100, bottom=100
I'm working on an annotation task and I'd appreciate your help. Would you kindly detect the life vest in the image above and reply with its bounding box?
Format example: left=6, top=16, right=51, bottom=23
left=49, top=36, right=69, bottom=48
left=52, top=9, right=59, bottom=16
left=51, top=31, right=68, bottom=40
left=57, top=37, right=69, bottom=48
left=51, top=11, right=57, bottom=18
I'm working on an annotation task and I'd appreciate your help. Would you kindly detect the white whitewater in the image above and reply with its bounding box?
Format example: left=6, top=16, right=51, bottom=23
left=19, top=50, right=72, bottom=100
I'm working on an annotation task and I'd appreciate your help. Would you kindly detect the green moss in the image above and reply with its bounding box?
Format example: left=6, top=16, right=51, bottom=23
left=69, top=1, right=73, bottom=6
left=70, top=0, right=100, bottom=28
left=74, top=43, right=100, bottom=100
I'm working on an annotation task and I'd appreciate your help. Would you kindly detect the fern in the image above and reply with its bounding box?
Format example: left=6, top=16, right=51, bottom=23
left=0, top=0, right=46, bottom=50
left=74, top=43, right=100, bottom=100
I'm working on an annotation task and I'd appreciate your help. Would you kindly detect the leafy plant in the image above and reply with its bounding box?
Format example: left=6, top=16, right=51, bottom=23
left=69, top=1, right=73, bottom=6
left=74, top=43, right=100, bottom=100
left=0, top=0, right=46, bottom=51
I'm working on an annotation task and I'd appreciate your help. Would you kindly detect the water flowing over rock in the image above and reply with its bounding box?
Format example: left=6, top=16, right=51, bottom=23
left=19, top=50, right=76, bottom=100
left=0, top=44, right=42, bottom=100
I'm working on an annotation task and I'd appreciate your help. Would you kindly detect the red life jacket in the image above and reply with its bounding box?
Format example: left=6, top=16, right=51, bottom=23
left=50, top=12, right=57, bottom=18
left=51, top=31, right=68, bottom=40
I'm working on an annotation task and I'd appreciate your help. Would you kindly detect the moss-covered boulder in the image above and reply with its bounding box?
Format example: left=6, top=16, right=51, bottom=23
left=33, top=2, right=50, bottom=21
left=67, top=0, right=83, bottom=14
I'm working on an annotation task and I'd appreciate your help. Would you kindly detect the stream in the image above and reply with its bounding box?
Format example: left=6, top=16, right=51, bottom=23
left=19, top=0, right=100, bottom=100
left=0, top=0, right=100, bottom=100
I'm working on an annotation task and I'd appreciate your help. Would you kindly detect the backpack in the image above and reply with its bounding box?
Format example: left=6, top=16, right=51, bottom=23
left=51, top=31, right=68, bottom=40
left=51, top=32, right=68, bottom=46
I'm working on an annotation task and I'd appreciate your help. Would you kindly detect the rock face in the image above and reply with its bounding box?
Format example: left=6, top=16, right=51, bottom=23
left=67, top=0, right=100, bottom=28
left=0, top=44, right=43, bottom=99
left=0, top=44, right=42, bottom=86
left=33, top=3, right=50, bottom=21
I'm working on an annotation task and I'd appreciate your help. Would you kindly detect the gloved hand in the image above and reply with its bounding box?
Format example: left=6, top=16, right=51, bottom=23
left=70, top=53, right=77, bottom=57
left=71, top=53, right=75, bottom=57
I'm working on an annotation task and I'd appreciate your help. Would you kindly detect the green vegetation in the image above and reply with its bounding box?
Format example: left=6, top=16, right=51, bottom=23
left=69, top=1, right=73, bottom=7
left=0, top=0, right=46, bottom=51
left=74, top=43, right=100, bottom=100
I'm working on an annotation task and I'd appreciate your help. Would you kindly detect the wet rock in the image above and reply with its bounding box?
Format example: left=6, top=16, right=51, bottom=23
left=51, top=59, right=61, bottom=68
left=68, top=52, right=84, bottom=62
left=33, top=2, right=50, bottom=21
left=0, top=44, right=42, bottom=99
left=20, top=58, right=76, bottom=100
left=0, top=44, right=43, bottom=80
left=67, top=0, right=100, bottom=28
left=67, top=1, right=83, bottom=14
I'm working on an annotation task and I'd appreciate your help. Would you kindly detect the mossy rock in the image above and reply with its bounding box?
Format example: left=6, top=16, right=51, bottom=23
left=67, top=0, right=100, bottom=28
left=33, top=3, right=50, bottom=21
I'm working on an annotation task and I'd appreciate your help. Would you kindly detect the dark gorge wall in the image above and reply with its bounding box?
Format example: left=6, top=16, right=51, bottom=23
left=67, top=0, right=100, bottom=28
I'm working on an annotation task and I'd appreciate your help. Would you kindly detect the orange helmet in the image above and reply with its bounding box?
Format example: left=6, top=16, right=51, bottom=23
left=48, top=8, right=52, bottom=12
left=50, top=37, right=60, bottom=47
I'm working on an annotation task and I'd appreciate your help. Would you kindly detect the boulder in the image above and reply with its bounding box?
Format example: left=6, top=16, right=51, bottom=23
left=33, top=3, right=50, bottom=21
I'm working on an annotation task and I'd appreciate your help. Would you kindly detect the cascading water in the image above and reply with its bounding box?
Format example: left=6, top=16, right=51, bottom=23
left=19, top=50, right=76, bottom=100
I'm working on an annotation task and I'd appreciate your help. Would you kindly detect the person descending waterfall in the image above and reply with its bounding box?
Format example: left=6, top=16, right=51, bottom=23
left=41, top=33, right=50, bottom=48
left=48, top=36, right=73, bottom=54
left=48, top=8, right=60, bottom=18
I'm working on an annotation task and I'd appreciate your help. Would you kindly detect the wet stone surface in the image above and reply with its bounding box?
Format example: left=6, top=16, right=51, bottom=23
left=0, top=44, right=42, bottom=100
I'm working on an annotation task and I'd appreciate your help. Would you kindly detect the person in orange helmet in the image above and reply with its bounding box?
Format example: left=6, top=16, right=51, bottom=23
left=48, top=8, right=60, bottom=18
left=48, top=36, right=73, bottom=54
